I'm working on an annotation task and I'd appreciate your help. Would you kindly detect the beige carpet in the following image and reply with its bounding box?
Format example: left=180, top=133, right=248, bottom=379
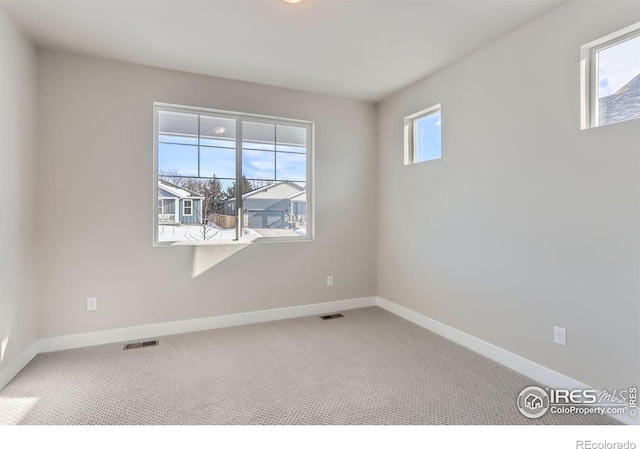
left=0, top=307, right=617, bottom=425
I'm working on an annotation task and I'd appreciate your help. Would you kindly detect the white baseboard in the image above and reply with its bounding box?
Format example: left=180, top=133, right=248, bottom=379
left=2, top=295, right=633, bottom=425
left=1, top=296, right=376, bottom=390
left=376, top=296, right=636, bottom=425
left=0, top=342, right=38, bottom=390
left=37, top=296, right=377, bottom=353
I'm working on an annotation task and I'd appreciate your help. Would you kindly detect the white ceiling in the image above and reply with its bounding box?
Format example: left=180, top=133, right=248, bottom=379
left=0, top=0, right=564, bottom=101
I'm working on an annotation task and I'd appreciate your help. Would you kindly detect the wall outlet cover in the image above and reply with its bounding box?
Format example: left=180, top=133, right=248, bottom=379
left=87, top=297, right=98, bottom=311
left=553, top=326, right=566, bottom=346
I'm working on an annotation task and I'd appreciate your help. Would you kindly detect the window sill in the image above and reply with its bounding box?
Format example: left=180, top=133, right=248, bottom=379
left=154, top=236, right=314, bottom=247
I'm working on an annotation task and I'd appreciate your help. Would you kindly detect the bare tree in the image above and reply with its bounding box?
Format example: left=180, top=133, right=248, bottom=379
left=185, top=223, right=221, bottom=242
left=159, top=170, right=204, bottom=194
left=250, top=179, right=276, bottom=190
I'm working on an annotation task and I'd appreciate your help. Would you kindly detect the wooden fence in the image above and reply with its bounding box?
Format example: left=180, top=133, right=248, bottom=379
left=208, top=213, right=236, bottom=229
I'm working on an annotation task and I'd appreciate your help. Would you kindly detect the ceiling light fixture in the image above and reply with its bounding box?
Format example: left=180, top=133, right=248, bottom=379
left=283, top=0, right=303, bottom=4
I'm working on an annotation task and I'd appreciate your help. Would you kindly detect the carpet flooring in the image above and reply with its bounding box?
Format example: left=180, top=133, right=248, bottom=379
left=0, top=307, right=617, bottom=425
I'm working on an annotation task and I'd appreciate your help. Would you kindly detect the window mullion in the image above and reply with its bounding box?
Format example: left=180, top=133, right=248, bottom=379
left=590, top=47, right=598, bottom=128
left=235, top=118, right=243, bottom=241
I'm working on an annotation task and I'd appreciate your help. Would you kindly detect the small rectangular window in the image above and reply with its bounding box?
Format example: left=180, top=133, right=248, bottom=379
left=404, top=104, right=441, bottom=164
left=581, top=23, right=640, bottom=129
left=183, top=199, right=193, bottom=216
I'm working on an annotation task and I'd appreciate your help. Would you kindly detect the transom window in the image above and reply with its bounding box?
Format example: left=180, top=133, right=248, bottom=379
left=154, top=103, right=314, bottom=245
left=581, top=23, right=640, bottom=128
left=404, top=104, right=442, bottom=165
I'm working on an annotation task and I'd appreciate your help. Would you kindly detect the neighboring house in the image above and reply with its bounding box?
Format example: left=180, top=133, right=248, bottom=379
left=224, top=181, right=306, bottom=229
left=158, top=179, right=204, bottom=225
left=599, top=73, right=640, bottom=125
left=289, top=190, right=307, bottom=219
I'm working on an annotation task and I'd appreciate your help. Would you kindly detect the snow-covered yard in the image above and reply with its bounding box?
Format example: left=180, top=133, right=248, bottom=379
left=158, top=224, right=259, bottom=242
left=158, top=224, right=305, bottom=242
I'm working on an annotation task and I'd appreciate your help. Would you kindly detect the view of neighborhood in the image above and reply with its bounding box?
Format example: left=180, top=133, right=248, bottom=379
left=156, top=109, right=309, bottom=243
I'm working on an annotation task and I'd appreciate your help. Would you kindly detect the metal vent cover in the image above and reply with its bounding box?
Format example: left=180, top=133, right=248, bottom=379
left=320, top=313, right=344, bottom=320
left=123, top=339, right=159, bottom=350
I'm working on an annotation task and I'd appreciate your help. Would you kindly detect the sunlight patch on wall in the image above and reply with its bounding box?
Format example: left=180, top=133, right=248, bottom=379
left=192, top=244, right=250, bottom=278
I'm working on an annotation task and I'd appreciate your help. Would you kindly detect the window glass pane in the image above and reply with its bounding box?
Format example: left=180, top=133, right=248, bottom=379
left=200, top=115, right=236, bottom=148
left=243, top=122, right=275, bottom=150
left=157, top=176, right=237, bottom=243
left=200, top=148, right=236, bottom=179
left=276, top=125, right=306, bottom=153
left=158, top=143, right=198, bottom=177
left=156, top=107, right=311, bottom=245
left=597, top=35, right=640, bottom=125
left=276, top=152, right=306, bottom=182
left=415, top=111, right=442, bottom=162
left=242, top=149, right=275, bottom=180
left=158, top=111, right=198, bottom=145
left=158, top=134, right=198, bottom=145
left=238, top=182, right=307, bottom=241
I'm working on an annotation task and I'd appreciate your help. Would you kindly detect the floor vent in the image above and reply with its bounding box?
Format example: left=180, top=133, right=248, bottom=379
left=123, top=340, right=159, bottom=350
left=320, top=313, right=344, bottom=320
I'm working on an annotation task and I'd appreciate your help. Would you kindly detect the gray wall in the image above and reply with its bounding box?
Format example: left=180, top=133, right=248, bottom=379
left=37, top=51, right=377, bottom=338
left=0, top=8, right=39, bottom=373
left=377, top=0, right=640, bottom=391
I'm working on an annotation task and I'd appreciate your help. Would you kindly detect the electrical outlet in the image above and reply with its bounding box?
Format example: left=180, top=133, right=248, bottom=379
left=87, top=297, right=98, bottom=311
left=554, top=326, right=566, bottom=346
left=327, top=276, right=333, bottom=287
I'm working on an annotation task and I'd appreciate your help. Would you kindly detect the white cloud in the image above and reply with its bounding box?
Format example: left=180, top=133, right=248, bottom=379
left=598, top=35, right=640, bottom=97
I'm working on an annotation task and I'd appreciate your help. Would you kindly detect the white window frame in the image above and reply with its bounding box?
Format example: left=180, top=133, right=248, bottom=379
left=580, top=22, right=640, bottom=129
left=183, top=199, right=193, bottom=217
left=404, top=103, right=441, bottom=165
left=153, top=102, right=315, bottom=246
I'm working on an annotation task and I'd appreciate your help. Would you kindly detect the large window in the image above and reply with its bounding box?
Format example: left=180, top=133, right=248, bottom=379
left=581, top=23, right=640, bottom=128
left=404, top=104, right=442, bottom=165
left=154, top=103, right=313, bottom=245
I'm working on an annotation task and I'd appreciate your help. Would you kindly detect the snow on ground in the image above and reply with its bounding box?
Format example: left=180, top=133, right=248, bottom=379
left=158, top=224, right=260, bottom=243
left=159, top=224, right=306, bottom=243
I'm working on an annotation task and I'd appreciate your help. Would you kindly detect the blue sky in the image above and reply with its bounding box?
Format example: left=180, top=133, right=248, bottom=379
left=158, top=135, right=307, bottom=183
left=415, top=111, right=441, bottom=162
left=598, top=34, right=640, bottom=98
left=158, top=114, right=307, bottom=185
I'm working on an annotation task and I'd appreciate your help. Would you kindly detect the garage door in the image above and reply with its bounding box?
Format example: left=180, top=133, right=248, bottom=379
left=247, top=210, right=285, bottom=229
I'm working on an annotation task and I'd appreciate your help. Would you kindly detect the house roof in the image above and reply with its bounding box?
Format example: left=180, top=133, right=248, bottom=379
left=158, top=178, right=204, bottom=199
left=289, top=191, right=307, bottom=202
left=599, top=73, right=640, bottom=125
left=224, top=181, right=304, bottom=203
